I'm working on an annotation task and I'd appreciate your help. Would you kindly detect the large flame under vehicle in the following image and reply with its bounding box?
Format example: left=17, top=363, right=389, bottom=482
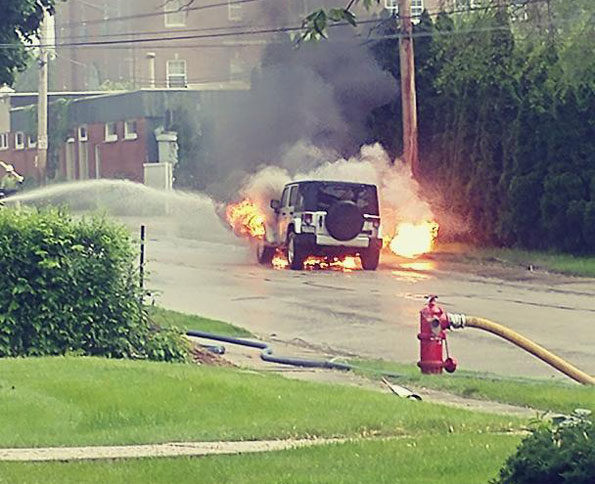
left=257, top=181, right=383, bottom=270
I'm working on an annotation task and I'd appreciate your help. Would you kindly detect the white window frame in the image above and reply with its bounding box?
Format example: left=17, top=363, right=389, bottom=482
left=411, top=0, right=424, bottom=18
left=228, top=0, right=243, bottom=21
left=456, top=0, right=480, bottom=9
left=104, top=122, right=118, bottom=142
left=384, top=0, right=398, bottom=12
left=15, top=132, right=25, bottom=150
left=0, top=133, right=8, bottom=150
left=164, top=0, right=187, bottom=27
left=166, top=59, right=187, bottom=88
left=27, top=134, right=37, bottom=149
left=384, top=0, right=423, bottom=15
left=124, top=120, right=138, bottom=140
left=78, top=125, right=88, bottom=141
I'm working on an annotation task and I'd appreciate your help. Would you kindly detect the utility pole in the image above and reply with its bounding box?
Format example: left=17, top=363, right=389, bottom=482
left=37, top=8, right=50, bottom=184
left=397, top=0, right=419, bottom=178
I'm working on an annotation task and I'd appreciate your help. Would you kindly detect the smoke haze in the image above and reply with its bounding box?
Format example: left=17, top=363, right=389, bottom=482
left=239, top=143, right=436, bottom=239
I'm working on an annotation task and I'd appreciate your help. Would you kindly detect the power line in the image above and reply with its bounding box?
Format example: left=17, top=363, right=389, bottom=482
left=1, top=19, right=383, bottom=50
left=56, top=0, right=268, bottom=29
left=0, top=0, right=552, bottom=50
left=52, top=0, right=547, bottom=40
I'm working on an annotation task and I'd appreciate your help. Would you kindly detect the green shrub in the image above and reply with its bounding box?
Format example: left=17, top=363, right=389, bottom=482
left=492, top=410, right=594, bottom=484
left=0, top=207, right=188, bottom=361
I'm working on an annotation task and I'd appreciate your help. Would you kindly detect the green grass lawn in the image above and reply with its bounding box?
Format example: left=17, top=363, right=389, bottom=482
left=349, top=358, right=595, bottom=414
left=0, top=433, right=521, bottom=484
left=474, top=247, right=595, bottom=278
left=1, top=308, right=580, bottom=483
left=0, top=357, right=521, bottom=449
left=148, top=306, right=252, bottom=337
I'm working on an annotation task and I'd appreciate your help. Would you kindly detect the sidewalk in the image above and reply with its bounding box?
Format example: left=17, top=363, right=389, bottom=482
left=0, top=438, right=346, bottom=462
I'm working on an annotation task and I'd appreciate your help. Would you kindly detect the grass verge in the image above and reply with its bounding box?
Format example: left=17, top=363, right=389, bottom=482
left=0, top=434, right=521, bottom=484
left=148, top=306, right=252, bottom=337
left=349, top=358, right=595, bottom=414
left=475, top=247, right=595, bottom=278
left=0, top=357, right=521, bottom=448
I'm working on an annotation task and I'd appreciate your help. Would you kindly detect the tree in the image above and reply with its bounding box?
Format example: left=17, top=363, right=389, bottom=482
left=301, top=1, right=382, bottom=40
left=0, top=0, right=61, bottom=87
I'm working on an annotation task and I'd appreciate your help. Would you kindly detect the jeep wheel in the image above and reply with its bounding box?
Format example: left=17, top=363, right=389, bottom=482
left=360, top=247, right=380, bottom=271
left=287, top=232, right=306, bottom=270
left=256, top=242, right=276, bottom=265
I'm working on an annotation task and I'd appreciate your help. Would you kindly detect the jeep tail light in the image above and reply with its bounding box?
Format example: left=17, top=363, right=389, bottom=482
left=372, top=219, right=380, bottom=228
left=302, top=213, right=313, bottom=225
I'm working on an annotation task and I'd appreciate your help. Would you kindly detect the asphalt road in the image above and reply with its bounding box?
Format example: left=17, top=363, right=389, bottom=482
left=142, top=219, right=595, bottom=381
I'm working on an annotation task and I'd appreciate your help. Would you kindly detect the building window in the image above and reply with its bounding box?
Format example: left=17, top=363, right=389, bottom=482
left=230, top=52, right=246, bottom=80
left=411, top=0, right=424, bottom=17
left=27, top=134, right=37, bottom=149
left=167, top=60, right=187, bottom=88
left=0, top=133, right=8, bottom=150
left=456, top=0, right=480, bottom=8
left=384, top=0, right=398, bottom=12
left=164, top=0, right=187, bottom=27
left=124, top=120, right=138, bottom=140
left=228, top=0, right=243, bottom=21
left=105, top=122, right=118, bottom=142
left=384, top=0, right=423, bottom=15
left=78, top=125, right=88, bottom=141
left=15, top=132, right=25, bottom=150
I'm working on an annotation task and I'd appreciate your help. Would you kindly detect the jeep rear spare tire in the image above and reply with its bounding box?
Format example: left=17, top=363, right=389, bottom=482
left=325, top=201, right=364, bottom=241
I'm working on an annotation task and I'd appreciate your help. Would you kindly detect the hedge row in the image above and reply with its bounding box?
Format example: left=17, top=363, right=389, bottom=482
left=0, top=207, right=187, bottom=361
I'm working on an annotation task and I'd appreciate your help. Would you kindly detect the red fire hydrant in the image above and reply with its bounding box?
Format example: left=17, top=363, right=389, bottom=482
left=418, top=296, right=457, bottom=374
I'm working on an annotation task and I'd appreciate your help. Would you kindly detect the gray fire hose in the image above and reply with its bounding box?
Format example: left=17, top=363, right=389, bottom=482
left=186, top=330, right=352, bottom=370
left=185, top=329, right=421, bottom=399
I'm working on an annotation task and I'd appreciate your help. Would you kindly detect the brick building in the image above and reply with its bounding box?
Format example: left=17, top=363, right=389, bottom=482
left=52, top=0, right=443, bottom=92
left=53, top=0, right=316, bottom=91
left=1, top=1, right=447, bottom=186
left=1, top=89, right=232, bottom=184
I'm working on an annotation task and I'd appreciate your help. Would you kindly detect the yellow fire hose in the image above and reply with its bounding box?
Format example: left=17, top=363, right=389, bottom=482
left=447, top=314, right=595, bottom=386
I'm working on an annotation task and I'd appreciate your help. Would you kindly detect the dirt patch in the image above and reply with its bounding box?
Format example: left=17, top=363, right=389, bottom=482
left=191, top=345, right=236, bottom=367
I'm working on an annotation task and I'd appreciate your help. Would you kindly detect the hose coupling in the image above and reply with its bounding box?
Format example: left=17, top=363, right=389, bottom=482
left=447, top=313, right=466, bottom=329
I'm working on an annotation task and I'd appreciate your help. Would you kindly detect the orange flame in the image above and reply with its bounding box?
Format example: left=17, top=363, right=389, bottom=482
left=389, top=221, right=439, bottom=258
left=304, top=255, right=360, bottom=271
left=272, top=249, right=289, bottom=270
left=225, top=199, right=266, bottom=239
left=271, top=254, right=361, bottom=271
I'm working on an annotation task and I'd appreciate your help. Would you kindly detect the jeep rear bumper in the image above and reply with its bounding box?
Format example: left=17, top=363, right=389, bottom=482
left=315, top=234, right=379, bottom=248
left=294, top=233, right=382, bottom=251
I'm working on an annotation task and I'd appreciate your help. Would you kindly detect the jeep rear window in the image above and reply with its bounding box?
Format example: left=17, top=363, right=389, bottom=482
left=304, top=183, right=379, bottom=215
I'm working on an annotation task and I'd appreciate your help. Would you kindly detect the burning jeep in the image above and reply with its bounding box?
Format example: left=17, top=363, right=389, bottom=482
left=257, top=181, right=382, bottom=270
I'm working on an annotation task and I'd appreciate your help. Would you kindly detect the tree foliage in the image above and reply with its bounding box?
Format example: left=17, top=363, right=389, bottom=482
left=301, top=0, right=381, bottom=41
left=350, top=1, right=594, bottom=253
left=0, top=0, right=63, bottom=86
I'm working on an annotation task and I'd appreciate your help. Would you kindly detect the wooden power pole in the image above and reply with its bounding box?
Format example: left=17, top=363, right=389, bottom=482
left=398, top=0, right=419, bottom=178
left=37, top=8, right=49, bottom=184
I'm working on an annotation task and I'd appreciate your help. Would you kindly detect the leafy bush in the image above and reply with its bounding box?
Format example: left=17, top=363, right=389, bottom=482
left=0, top=207, right=188, bottom=361
left=492, top=410, right=594, bottom=484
